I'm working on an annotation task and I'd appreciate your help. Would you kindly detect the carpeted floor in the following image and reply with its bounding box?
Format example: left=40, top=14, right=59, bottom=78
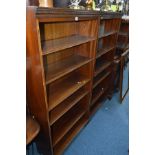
left=64, top=93, right=129, bottom=155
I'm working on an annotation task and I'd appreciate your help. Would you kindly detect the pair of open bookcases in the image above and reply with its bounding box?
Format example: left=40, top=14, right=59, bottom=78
left=27, top=7, right=121, bottom=155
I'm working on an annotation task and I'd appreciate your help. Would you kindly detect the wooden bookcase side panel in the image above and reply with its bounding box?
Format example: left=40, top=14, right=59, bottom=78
left=26, top=7, right=53, bottom=155
left=98, top=20, right=105, bottom=37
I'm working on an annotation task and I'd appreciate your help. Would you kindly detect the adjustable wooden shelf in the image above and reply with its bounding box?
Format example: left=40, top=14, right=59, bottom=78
left=90, top=14, right=121, bottom=115
left=27, top=7, right=99, bottom=155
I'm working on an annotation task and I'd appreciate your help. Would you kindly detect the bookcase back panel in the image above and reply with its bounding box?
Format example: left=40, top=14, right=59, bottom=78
left=76, top=61, right=93, bottom=78
left=100, top=49, right=115, bottom=61
left=47, top=63, right=91, bottom=88
left=99, top=18, right=121, bottom=35
left=92, top=78, right=109, bottom=103
left=104, top=19, right=113, bottom=33
left=120, top=23, right=129, bottom=33
left=43, top=48, right=75, bottom=65
left=40, top=22, right=78, bottom=41
left=39, top=20, right=96, bottom=42
left=118, top=36, right=128, bottom=45
left=43, top=42, right=92, bottom=66
left=78, top=19, right=98, bottom=37
left=75, top=42, right=94, bottom=58
left=98, top=34, right=117, bottom=50
left=113, top=18, right=121, bottom=32
left=105, top=34, right=117, bottom=47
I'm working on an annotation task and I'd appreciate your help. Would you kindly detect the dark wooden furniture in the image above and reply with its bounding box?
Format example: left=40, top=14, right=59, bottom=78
left=90, top=13, right=122, bottom=115
left=119, top=49, right=129, bottom=102
left=27, top=7, right=122, bottom=155
left=114, top=19, right=129, bottom=91
left=27, top=7, right=99, bottom=155
left=116, top=19, right=129, bottom=53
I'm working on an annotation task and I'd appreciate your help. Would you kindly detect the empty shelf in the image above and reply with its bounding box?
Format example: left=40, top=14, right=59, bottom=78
left=118, top=32, right=128, bottom=36
left=95, top=62, right=111, bottom=77
left=91, top=87, right=108, bottom=106
left=93, top=71, right=111, bottom=89
left=97, top=46, right=115, bottom=58
left=42, top=35, right=95, bottom=55
left=48, top=74, right=90, bottom=110
left=52, top=106, right=86, bottom=146
left=45, top=55, right=91, bottom=85
left=49, top=89, right=89, bottom=125
left=92, top=89, right=104, bottom=106
left=117, top=43, right=129, bottom=50
left=90, top=101, right=102, bottom=116
left=53, top=115, right=88, bottom=155
left=98, top=31, right=117, bottom=38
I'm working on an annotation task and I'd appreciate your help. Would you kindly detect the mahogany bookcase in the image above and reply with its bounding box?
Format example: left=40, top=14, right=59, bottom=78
left=26, top=7, right=121, bottom=155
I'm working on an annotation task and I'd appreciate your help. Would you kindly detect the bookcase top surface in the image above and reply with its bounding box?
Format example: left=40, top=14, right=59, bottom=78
left=27, top=6, right=122, bottom=18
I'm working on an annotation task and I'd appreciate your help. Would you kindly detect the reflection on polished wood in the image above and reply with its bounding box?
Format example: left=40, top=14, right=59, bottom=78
left=26, top=115, right=40, bottom=145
